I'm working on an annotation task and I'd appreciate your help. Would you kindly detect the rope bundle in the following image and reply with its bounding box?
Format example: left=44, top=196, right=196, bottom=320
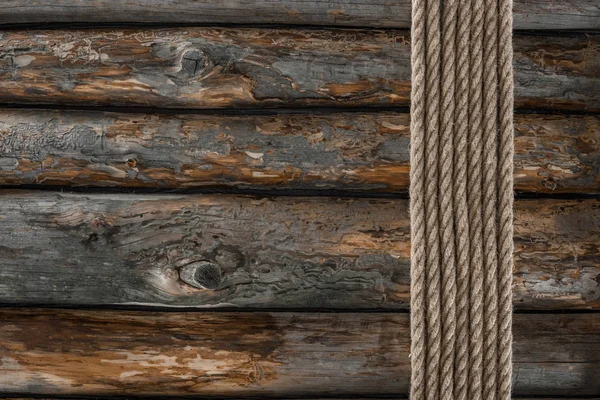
left=409, top=0, right=514, bottom=399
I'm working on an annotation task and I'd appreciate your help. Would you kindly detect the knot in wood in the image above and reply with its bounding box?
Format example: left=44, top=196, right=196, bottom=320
left=179, top=260, right=222, bottom=290
left=180, top=50, right=208, bottom=77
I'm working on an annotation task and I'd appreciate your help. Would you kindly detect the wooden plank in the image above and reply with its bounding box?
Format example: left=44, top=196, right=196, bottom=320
left=0, top=0, right=598, bottom=30
left=0, top=310, right=597, bottom=396
left=0, top=29, right=597, bottom=111
left=0, top=110, right=598, bottom=194
left=0, top=191, right=597, bottom=310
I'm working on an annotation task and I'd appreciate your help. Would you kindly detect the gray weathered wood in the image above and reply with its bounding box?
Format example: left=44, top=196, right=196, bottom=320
left=0, top=310, right=597, bottom=396
left=0, top=191, right=597, bottom=309
left=1, top=110, right=598, bottom=194
left=0, top=0, right=598, bottom=30
left=0, top=29, right=597, bottom=111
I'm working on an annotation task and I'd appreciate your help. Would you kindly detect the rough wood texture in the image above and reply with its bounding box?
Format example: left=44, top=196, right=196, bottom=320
left=0, top=110, right=598, bottom=194
left=513, top=114, right=600, bottom=194
left=0, top=310, right=597, bottom=396
left=0, top=29, right=597, bottom=111
left=0, top=191, right=597, bottom=310
left=0, top=0, right=598, bottom=30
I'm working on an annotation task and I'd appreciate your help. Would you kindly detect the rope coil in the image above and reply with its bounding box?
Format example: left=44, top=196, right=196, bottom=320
left=409, top=0, right=514, bottom=398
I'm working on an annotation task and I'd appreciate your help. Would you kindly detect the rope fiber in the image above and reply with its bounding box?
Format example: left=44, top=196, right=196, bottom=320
left=409, top=0, right=514, bottom=398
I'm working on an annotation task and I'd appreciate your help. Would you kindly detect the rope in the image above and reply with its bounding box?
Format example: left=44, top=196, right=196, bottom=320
left=409, top=0, right=514, bottom=398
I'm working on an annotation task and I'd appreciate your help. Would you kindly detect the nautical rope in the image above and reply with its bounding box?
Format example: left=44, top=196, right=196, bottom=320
left=409, top=0, right=514, bottom=398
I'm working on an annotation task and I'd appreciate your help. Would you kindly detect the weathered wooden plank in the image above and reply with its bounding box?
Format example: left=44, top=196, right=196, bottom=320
left=513, top=200, right=600, bottom=310
left=0, top=110, right=413, bottom=191
left=0, top=192, right=597, bottom=309
left=0, top=0, right=598, bottom=30
left=0, top=310, right=597, bottom=396
left=0, top=29, right=597, bottom=111
left=1, top=110, right=598, bottom=194
left=513, top=114, right=600, bottom=194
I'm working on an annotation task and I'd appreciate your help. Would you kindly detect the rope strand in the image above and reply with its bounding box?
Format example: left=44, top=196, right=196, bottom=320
left=452, top=0, right=472, bottom=398
left=423, top=0, right=443, bottom=394
left=409, top=0, right=430, bottom=397
left=496, top=1, right=514, bottom=399
left=439, top=0, right=458, bottom=398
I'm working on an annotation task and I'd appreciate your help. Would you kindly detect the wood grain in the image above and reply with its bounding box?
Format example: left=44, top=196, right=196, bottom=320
left=0, top=29, right=597, bottom=111
left=1, top=110, right=598, bottom=194
left=0, top=191, right=597, bottom=309
left=0, top=0, right=598, bottom=30
left=0, top=309, right=597, bottom=397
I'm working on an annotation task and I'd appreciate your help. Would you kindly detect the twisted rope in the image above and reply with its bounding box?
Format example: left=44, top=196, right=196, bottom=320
left=467, top=1, right=485, bottom=397
left=452, top=0, right=471, bottom=397
left=424, top=0, right=443, bottom=396
left=439, top=0, right=458, bottom=397
left=496, top=1, right=515, bottom=399
left=481, top=0, right=500, bottom=397
left=409, top=0, right=429, bottom=397
left=409, top=0, right=514, bottom=398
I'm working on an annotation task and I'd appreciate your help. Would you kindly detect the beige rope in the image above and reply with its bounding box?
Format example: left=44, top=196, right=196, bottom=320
left=439, top=0, right=458, bottom=397
left=496, top=0, right=515, bottom=398
left=466, top=1, right=485, bottom=397
left=452, top=0, right=471, bottom=398
left=408, top=0, right=429, bottom=396
left=409, top=0, right=514, bottom=398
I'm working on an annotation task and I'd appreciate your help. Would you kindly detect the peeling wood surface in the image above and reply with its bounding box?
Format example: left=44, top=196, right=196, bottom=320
left=0, top=191, right=597, bottom=310
left=0, top=29, right=597, bottom=111
left=513, top=200, right=600, bottom=309
left=513, top=114, right=600, bottom=194
left=0, top=110, right=412, bottom=192
left=0, top=0, right=598, bottom=30
left=0, top=310, right=597, bottom=396
left=0, top=110, right=598, bottom=194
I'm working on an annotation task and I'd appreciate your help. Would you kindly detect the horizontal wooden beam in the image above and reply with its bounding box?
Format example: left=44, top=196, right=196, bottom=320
left=1, top=110, right=598, bottom=194
left=0, top=0, right=598, bottom=30
left=0, top=191, right=597, bottom=309
left=0, top=29, right=597, bottom=111
left=0, top=309, right=597, bottom=396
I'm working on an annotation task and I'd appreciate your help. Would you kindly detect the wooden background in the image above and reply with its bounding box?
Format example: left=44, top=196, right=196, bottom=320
left=0, top=1, right=598, bottom=399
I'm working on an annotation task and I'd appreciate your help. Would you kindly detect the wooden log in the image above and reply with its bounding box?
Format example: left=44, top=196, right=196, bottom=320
left=0, top=110, right=598, bottom=194
left=0, top=29, right=597, bottom=111
left=0, top=191, right=597, bottom=310
left=0, top=0, right=598, bottom=30
left=513, top=114, right=600, bottom=194
left=0, top=309, right=597, bottom=396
